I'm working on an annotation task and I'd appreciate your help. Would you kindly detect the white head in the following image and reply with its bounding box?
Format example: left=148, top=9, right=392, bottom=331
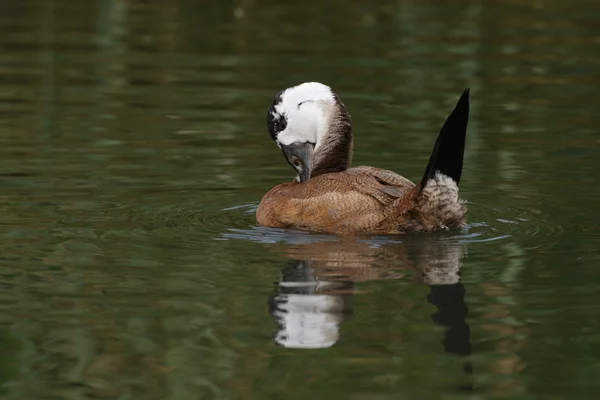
left=267, top=82, right=338, bottom=182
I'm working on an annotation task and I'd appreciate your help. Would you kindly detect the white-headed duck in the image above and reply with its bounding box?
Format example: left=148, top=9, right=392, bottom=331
left=257, top=82, right=469, bottom=235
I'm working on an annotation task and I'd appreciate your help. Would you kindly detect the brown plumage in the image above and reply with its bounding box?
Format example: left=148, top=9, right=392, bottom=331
left=257, top=82, right=470, bottom=235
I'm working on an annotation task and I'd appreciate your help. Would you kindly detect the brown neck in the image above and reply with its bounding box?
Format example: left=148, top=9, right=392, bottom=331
left=311, top=100, right=353, bottom=178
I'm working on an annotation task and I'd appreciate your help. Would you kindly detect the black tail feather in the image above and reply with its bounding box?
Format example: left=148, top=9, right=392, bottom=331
left=420, top=89, right=470, bottom=186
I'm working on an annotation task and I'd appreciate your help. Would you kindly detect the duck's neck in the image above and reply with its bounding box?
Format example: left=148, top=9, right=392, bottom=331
left=311, top=103, right=353, bottom=178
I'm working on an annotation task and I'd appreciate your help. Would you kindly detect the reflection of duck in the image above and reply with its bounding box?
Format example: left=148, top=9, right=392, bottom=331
left=275, top=236, right=465, bottom=284
left=257, top=82, right=470, bottom=234
left=268, top=236, right=471, bottom=362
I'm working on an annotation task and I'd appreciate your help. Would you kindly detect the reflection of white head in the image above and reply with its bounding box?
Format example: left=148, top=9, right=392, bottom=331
left=272, top=281, right=344, bottom=349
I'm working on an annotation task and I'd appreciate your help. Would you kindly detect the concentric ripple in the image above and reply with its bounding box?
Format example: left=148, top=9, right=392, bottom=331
left=96, top=191, right=590, bottom=253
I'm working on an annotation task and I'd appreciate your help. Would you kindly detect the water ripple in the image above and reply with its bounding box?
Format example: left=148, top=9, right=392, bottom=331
left=213, top=200, right=583, bottom=247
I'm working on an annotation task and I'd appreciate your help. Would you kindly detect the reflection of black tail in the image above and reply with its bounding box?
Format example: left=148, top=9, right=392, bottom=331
left=428, top=283, right=471, bottom=356
left=421, top=89, right=470, bottom=186
left=428, top=283, right=473, bottom=391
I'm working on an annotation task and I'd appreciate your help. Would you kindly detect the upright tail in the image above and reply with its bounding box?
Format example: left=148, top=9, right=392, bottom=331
left=420, top=89, right=470, bottom=187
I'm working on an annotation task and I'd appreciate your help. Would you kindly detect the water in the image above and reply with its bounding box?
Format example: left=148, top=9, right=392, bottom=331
left=1, top=0, right=600, bottom=398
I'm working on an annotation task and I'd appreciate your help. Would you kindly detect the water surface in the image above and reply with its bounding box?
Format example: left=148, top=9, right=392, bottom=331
left=1, top=0, right=600, bottom=398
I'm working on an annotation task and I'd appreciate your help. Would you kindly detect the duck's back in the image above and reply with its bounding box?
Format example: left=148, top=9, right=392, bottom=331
left=257, top=166, right=465, bottom=234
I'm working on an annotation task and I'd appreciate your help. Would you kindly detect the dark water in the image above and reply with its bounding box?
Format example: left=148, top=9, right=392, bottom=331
left=1, top=0, right=600, bottom=398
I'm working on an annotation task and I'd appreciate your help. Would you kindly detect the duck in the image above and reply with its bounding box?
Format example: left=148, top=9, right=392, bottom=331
left=256, top=82, right=470, bottom=235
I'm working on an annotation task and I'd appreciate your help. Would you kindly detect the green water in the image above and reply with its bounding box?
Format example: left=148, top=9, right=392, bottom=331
left=1, top=0, right=600, bottom=398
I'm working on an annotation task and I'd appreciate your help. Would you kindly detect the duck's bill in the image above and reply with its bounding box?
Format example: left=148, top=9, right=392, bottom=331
left=281, top=141, right=314, bottom=183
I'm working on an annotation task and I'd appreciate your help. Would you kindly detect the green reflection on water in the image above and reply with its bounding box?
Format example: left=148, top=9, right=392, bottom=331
left=1, top=0, right=600, bottom=398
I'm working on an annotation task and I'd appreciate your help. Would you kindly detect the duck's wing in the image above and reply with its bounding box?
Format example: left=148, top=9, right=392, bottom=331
left=342, top=166, right=415, bottom=204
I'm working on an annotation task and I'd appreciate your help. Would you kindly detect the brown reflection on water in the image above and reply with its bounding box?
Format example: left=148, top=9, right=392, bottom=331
left=274, top=236, right=465, bottom=285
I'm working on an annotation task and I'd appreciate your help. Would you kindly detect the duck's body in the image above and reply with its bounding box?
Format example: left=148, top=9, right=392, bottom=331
left=257, top=82, right=470, bottom=235
left=257, top=167, right=464, bottom=234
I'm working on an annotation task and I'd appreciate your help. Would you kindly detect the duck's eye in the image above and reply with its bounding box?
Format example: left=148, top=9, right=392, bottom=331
left=272, top=117, right=286, bottom=133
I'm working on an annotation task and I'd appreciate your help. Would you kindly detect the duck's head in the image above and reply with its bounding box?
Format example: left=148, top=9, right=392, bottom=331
left=267, top=82, right=352, bottom=182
